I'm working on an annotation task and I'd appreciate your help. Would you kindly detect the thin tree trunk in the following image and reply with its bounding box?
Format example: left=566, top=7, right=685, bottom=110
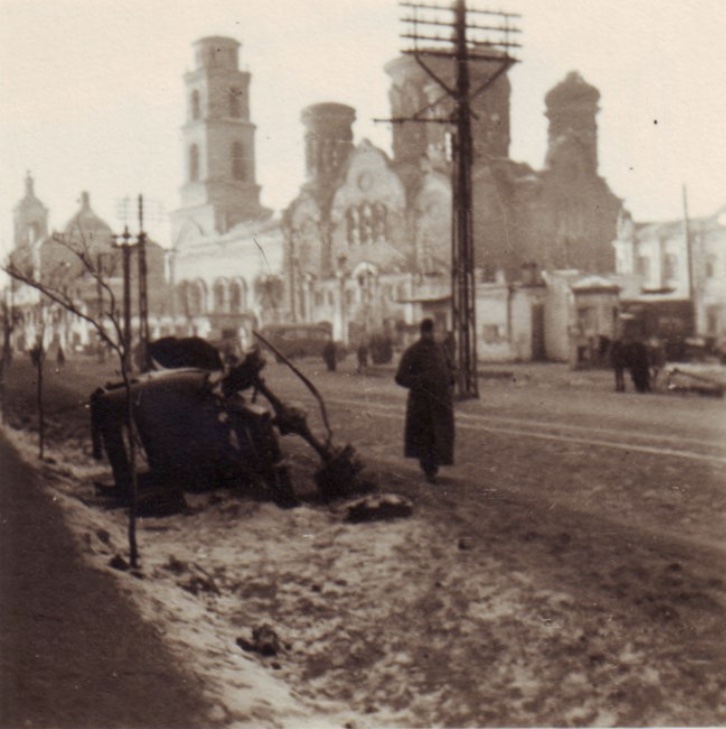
left=0, top=358, right=5, bottom=425
left=34, top=346, right=45, bottom=460
left=121, top=367, right=139, bottom=568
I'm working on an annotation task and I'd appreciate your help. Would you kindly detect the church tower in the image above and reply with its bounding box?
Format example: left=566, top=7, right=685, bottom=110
left=385, top=54, right=511, bottom=192
left=301, top=102, right=355, bottom=192
left=13, top=173, right=48, bottom=249
left=544, top=71, right=600, bottom=176
left=172, top=36, right=267, bottom=240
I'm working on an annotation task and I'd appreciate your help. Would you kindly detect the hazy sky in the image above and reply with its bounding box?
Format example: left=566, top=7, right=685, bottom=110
left=2, top=0, right=725, bottom=258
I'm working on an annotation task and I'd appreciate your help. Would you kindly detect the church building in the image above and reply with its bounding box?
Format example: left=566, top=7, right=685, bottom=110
left=283, top=59, right=623, bottom=355
left=8, top=177, right=169, bottom=356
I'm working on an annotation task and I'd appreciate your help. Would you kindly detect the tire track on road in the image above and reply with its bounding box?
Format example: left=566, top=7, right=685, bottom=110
left=327, top=395, right=726, bottom=465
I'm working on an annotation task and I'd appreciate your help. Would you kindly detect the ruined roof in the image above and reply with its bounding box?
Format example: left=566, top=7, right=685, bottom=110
left=545, top=71, right=600, bottom=109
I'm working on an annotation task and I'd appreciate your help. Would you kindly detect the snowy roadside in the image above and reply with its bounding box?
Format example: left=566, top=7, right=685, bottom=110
left=1, top=424, right=360, bottom=728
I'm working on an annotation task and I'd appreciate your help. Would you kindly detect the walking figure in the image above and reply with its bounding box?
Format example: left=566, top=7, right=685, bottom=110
left=322, top=339, right=337, bottom=372
left=611, top=340, right=627, bottom=392
left=395, top=318, right=455, bottom=483
left=356, top=341, right=369, bottom=375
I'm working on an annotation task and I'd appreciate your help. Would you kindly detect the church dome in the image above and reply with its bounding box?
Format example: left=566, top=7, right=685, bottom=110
left=545, top=71, right=600, bottom=110
left=63, top=191, right=114, bottom=246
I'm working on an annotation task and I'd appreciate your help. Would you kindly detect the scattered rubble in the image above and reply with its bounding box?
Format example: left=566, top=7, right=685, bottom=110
left=341, top=493, right=414, bottom=523
left=109, top=553, right=129, bottom=571
left=237, top=624, right=284, bottom=657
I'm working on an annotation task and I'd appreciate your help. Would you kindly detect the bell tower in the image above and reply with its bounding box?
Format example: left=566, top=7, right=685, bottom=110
left=545, top=71, right=600, bottom=176
left=13, top=172, right=48, bottom=249
left=172, top=36, right=268, bottom=240
left=301, top=103, right=355, bottom=190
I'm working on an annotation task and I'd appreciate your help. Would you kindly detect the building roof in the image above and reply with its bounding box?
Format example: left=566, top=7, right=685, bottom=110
left=14, top=173, right=47, bottom=214
left=571, top=274, right=620, bottom=293
left=545, top=71, right=600, bottom=109
left=62, top=192, right=113, bottom=244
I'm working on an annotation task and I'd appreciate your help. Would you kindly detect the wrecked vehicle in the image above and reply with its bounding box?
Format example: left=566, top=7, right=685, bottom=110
left=90, top=336, right=369, bottom=509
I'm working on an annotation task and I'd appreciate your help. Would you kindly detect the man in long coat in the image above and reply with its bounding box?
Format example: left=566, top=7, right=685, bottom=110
left=395, top=318, right=455, bottom=483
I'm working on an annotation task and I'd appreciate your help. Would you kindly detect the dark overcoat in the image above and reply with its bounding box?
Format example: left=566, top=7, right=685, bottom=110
left=395, top=337, right=454, bottom=465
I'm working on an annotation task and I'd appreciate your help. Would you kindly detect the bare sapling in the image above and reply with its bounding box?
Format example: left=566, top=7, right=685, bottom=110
left=2, top=227, right=141, bottom=567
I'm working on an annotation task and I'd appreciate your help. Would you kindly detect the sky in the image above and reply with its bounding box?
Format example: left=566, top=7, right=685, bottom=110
left=2, top=0, right=726, bottom=259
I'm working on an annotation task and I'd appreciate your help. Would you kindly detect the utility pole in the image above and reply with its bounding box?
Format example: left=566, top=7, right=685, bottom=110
left=137, top=194, right=150, bottom=370
left=682, top=185, right=697, bottom=336
left=382, top=0, right=520, bottom=398
left=114, top=194, right=163, bottom=371
left=112, top=226, right=134, bottom=371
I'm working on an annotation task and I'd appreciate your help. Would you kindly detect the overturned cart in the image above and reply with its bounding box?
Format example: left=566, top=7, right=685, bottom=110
left=90, top=336, right=370, bottom=508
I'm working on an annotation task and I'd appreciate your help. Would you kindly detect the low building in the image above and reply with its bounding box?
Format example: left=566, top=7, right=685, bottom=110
left=612, top=205, right=726, bottom=343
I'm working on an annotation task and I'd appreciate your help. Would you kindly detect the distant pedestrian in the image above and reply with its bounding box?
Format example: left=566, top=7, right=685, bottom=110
left=611, top=338, right=651, bottom=394
left=647, top=336, right=666, bottom=388
left=356, top=341, right=369, bottom=375
left=56, top=345, right=65, bottom=369
left=629, top=340, right=651, bottom=393
left=395, top=318, right=455, bottom=483
left=322, top=339, right=337, bottom=372
left=611, top=340, right=628, bottom=392
left=442, top=330, right=456, bottom=373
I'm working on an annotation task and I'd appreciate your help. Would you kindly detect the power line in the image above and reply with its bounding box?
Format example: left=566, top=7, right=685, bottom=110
left=381, top=0, right=521, bottom=399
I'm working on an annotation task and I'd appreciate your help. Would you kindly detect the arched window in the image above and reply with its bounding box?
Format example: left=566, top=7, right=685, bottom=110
left=373, top=203, right=388, bottom=241
left=360, top=203, right=374, bottom=243
left=189, top=144, right=200, bottom=182
left=663, top=253, right=678, bottom=281
left=28, top=222, right=40, bottom=244
left=230, top=281, right=242, bottom=313
left=229, top=279, right=248, bottom=312
left=232, top=142, right=245, bottom=181
left=176, top=283, right=188, bottom=315
left=213, top=280, right=227, bottom=313
left=636, top=256, right=651, bottom=280
left=187, top=280, right=205, bottom=316
left=191, top=90, right=201, bottom=120
left=229, top=88, right=241, bottom=117
left=346, top=208, right=359, bottom=245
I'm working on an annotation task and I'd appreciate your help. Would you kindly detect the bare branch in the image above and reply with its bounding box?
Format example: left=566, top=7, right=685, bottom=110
left=49, top=231, right=120, bottom=318
left=2, top=261, right=123, bottom=359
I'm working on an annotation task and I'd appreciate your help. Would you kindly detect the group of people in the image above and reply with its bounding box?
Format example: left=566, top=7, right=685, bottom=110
left=394, top=322, right=671, bottom=485
left=322, top=334, right=395, bottom=374
left=323, top=339, right=368, bottom=373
